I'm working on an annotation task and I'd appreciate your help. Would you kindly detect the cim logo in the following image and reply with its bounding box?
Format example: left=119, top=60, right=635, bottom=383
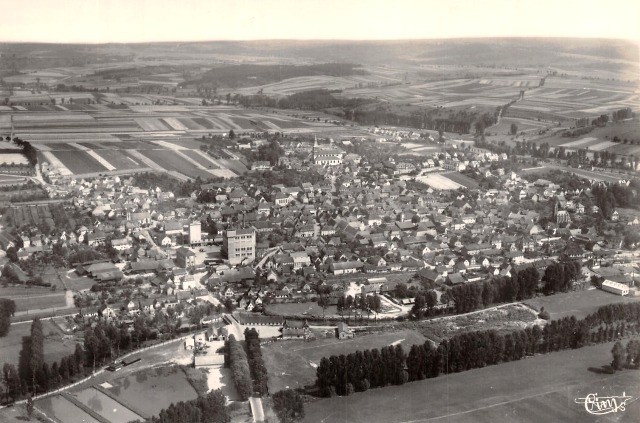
left=574, top=392, right=634, bottom=415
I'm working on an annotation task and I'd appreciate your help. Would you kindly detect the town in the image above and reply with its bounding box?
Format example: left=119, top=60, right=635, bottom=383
left=1, top=35, right=640, bottom=423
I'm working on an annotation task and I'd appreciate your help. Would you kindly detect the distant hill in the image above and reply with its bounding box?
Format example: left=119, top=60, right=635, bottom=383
left=181, top=63, right=367, bottom=89
left=1, top=38, right=637, bottom=78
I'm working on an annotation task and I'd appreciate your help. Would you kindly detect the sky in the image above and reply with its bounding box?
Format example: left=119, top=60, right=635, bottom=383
left=0, top=0, right=639, bottom=44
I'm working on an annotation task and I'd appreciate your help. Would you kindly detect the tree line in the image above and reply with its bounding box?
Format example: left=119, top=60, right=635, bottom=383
left=224, top=334, right=252, bottom=401
left=244, top=328, right=269, bottom=397
left=316, top=344, right=409, bottom=397
left=2, top=318, right=86, bottom=402
left=6, top=137, right=37, bottom=167
left=316, top=302, right=640, bottom=397
left=611, top=339, right=640, bottom=371
left=150, top=389, right=230, bottom=423
left=0, top=299, right=16, bottom=337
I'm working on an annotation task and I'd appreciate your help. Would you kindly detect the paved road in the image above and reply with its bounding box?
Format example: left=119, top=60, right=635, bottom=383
left=249, top=397, right=265, bottom=422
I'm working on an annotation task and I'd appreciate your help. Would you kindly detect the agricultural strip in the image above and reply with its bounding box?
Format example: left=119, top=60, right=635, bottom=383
left=191, top=117, right=216, bottom=129
left=180, top=149, right=220, bottom=168
left=161, top=117, right=188, bottom=131
left=51, top=150, right=108, bottom=174
left=303, top=339, right=640, bottom=423
left=94, top=149, right=142, bottom=170
left=85, top=150, right=116, bottom=170
left=216, top=159, right=248, bottom=174
left=134, top=118, right=171, bottom=131
left=139, top=149, right=215, bottom=179
left=213, top=114, right=243, bottom=130
left=41, top=151, right=73, bottom=175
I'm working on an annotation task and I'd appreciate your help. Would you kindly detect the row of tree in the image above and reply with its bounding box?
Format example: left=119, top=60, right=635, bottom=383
left=150, top=389, right=230, bottom=423
left=611, top=339, right=640, bottom=371
left=244, top=328, right=269, bottom=396
left=0, top=299, right=16, bottom=337
left=316, top=344, right=409, bottom=397
left=446, top=265, right=543, bottom=315
left=83, top=317, right=162, bottom=370
left=316, top=302, right=640, bottom=397
left=224, top=335, right=252, bottom=401
left=2, top=318, right=86, bottom=401
left=8, top=137, right=37, bottom=166
left=541, top=261, right=582, bottom=294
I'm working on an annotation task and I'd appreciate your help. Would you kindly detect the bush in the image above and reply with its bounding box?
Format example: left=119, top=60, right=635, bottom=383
left=538, top=306, right=551, bottom=320
left=272, top=389, right=305, bottom=423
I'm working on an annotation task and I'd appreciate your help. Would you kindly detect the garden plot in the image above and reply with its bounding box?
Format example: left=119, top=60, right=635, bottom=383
left=72, top=387, right=144, bottom=423
left=37, top=395, right=101, bottom=423
left=107, top=366, right=199, bottom=418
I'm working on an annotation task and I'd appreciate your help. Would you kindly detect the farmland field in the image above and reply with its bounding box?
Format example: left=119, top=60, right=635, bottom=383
left=262, top=329, right=427, bottom=393
left=524, top=289, right=640, bottom=320
left=304, top=339, right=640, bottom=423
left=93, top=149, right=143, bottom=169
left=139, top=149, right=215, bottom=179
left=0, top=319, right=78, bottom=368
left=180, top=149, right=220, bottom=168
left=51, top=150, right=108, bottom=174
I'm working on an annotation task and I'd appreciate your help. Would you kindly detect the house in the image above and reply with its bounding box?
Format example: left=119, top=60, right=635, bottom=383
left=336, top=322, right=354, bottom=339
left=330, top=261, right=363, bottom=275
left=282, top=319, right=311, bottom=339
left=176, top=247, right=196, bottom=268
left=184, top=337, right=195, bottom=350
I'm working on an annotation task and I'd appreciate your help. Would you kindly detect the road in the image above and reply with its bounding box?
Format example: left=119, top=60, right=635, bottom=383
left=249, top=397, right=265, bottom=422
left=224, top=313, right=245, bottom=340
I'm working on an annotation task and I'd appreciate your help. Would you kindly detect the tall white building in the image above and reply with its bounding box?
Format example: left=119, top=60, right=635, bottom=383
left=224, top=228, right=256, bottom=265
left=188, top=222, right=202, bottom=246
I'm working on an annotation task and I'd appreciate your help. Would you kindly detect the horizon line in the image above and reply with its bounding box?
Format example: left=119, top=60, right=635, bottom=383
left=1, top=35, right=639, bottom=45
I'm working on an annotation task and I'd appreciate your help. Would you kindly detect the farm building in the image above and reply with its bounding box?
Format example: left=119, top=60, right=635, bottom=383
left=236, top=314, right=284, bottom=326
left=336, top=322, right=354, bottom=339
left=601, top=280, right=629, bottom=296
left=282, top=319, right=311, bottom=340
